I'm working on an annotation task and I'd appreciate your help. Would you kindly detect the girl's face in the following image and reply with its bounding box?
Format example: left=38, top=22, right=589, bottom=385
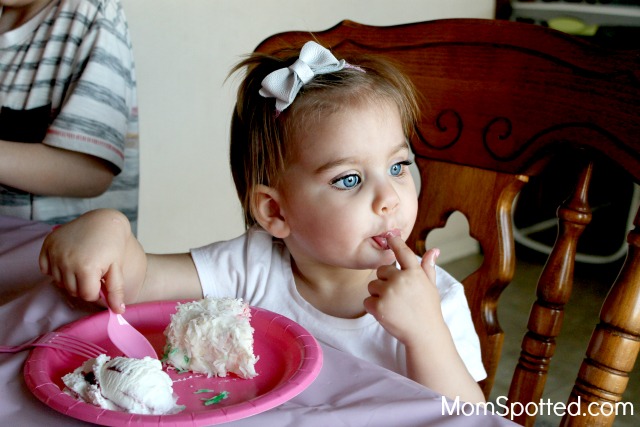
left=277, top=100, right=418, bottom=271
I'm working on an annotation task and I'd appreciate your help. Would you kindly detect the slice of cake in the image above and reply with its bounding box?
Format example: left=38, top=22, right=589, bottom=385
left=163, top=297, right=258, bottom=379
left=62, top=354, right=183, bottom=415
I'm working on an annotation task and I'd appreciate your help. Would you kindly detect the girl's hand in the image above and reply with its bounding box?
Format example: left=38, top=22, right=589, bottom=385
left=364, top=234, right=441, bottom=347
left=365, top=235, right=486, bottom=404
left=38, top=209, right=143, bottom=313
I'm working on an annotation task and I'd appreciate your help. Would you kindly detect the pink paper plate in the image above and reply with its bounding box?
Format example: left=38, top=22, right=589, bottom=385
left=24, top=300, right=323, bottom=426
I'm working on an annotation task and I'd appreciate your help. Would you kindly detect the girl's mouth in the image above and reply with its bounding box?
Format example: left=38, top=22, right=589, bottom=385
left=372, top=229, right=401, bottom=250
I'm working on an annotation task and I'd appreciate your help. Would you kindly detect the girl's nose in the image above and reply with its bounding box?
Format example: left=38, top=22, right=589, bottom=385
left=373, top=180, right=400, bottom=215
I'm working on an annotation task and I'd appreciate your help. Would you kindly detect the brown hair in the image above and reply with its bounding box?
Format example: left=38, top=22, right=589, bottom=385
left=229, top=46, right=421, bottom=228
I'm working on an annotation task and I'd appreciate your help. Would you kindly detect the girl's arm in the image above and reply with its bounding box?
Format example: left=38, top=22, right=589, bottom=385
left=403, top=314, right=486, bottom=404
left=39, top=208, right=203, bottom=313
left=364, top=235, right=485, bottom=404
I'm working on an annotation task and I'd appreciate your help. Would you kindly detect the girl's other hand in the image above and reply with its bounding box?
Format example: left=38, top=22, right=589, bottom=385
left=364, top=233, right=441, bottom=347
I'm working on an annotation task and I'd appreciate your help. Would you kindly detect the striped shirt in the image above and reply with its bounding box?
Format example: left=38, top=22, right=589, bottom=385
left=0, top=0, right=139, bottom=232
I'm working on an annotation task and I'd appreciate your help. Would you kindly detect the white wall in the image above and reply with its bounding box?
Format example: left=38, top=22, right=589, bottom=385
left=121, top=0, right=494, bottom=260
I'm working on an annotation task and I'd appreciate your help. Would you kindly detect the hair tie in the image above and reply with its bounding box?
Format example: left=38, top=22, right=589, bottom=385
left=259, top=41, right=358, bottom=114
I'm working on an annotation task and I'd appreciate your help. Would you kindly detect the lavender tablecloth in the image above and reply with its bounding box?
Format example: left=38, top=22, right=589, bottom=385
left=0, top=215, right=517, bottom=426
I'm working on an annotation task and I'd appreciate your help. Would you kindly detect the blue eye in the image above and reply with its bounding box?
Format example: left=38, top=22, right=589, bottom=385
left=390, top=160, right=412, bottom=177
left=331, top=174, right=361, bottom=190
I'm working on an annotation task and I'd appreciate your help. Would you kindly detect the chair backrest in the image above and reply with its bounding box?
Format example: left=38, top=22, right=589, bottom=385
left=254, top=19, right=640, bottom=426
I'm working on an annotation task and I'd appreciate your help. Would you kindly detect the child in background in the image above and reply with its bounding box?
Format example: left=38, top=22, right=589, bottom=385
left=0, top=0, right=139, bottom=230
left=40, top=41, right=486, bottom=403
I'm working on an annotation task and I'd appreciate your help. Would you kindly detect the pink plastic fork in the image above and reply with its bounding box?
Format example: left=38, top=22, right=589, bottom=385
left=100, top=290, right=157, bottom=359
left=0, top=331, right=106, bottom=359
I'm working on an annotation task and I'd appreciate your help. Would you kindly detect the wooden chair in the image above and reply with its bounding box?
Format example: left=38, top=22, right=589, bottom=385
left=254, top=19, right=640, bottom=426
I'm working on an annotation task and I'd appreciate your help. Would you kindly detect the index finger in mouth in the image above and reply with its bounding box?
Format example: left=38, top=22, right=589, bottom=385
left=385, top=233, right=420, bottom=269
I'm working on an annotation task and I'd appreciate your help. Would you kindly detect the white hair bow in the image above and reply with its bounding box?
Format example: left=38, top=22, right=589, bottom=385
left=259, top=41, right=347, bottom=114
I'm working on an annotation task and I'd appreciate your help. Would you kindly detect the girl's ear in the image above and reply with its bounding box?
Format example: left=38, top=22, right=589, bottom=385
left=251, top=184, right=290, bottom=239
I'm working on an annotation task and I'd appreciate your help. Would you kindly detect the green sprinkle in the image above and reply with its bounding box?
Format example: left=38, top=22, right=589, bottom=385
left=194, top=389, right=216, bottom=394
left=176, top=368, right=189, bottom=374
left=160, top=345, right=172, bottom=361
left=202, top=391, right=229, bottom=406
left=183, top=355, right=190, bottom=363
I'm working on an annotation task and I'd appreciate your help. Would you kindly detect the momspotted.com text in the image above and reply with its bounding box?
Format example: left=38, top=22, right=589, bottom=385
left=442, top=396, right=635, bottom=419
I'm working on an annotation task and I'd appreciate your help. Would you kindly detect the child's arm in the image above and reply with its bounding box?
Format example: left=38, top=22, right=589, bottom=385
left=0, top=140, right=114, bottom=197
left=364, top=234, right=486, bottom=404
left=39, top=209, right=203, bottom=313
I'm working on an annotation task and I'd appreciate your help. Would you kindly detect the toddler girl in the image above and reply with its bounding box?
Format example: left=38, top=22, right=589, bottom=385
left=40, top=41, right=486, bottom=403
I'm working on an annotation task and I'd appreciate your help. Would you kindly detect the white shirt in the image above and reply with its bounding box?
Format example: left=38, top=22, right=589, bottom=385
left=191, top=226, right=487, bottom=382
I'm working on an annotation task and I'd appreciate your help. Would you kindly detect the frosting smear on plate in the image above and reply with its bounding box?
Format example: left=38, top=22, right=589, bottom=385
left=62, top=354, right=183, bottom=415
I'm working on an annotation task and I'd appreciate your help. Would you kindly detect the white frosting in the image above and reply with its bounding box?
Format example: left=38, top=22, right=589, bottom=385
left=62, top=354, right=183, bottom=415
left=163, top=297, right=258, bottom=379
